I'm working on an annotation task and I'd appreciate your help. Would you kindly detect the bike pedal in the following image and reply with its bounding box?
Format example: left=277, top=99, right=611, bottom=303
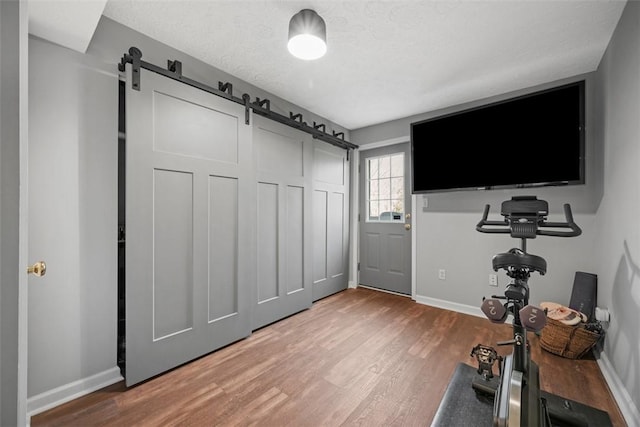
left=520, top=305, right=547, bottom=332
left=481, top=298, right=507, bottom=323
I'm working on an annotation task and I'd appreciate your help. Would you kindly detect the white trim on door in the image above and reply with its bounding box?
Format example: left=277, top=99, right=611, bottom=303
left=411, top=194, right=417, bottom=298
left=348, top=148, right=359, bottom=289
left=357, top=136, right=410, bottom=152
left=18, top=1, right=30, bottom=424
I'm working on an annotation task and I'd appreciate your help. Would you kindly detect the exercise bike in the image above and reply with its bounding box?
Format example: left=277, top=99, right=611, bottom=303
left=472, top=196, right=582, bottom=427
left=431, top=196, right=614, bottom=427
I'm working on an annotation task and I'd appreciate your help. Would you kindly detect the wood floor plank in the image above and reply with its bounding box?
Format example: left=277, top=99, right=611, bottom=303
left=31, top=288, right=626, bottom=427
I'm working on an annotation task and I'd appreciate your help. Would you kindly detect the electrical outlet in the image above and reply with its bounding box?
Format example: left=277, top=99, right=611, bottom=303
left=438, top=269, right=446, bottom=280
left=489, top=274, right=498, bottom=287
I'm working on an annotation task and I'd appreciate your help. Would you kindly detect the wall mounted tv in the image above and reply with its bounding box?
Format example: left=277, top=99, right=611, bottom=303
left=411, top=80, right=585, bottom=193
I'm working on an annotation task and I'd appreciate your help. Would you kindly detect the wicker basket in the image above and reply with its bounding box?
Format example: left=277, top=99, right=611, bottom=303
left=539, top=318, right=602, bottom=359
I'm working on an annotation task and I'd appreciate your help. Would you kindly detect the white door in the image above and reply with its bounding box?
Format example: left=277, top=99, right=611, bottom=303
left=124, top=67, right=254, bottom=386
left=359, top=143, right=412, bottom=295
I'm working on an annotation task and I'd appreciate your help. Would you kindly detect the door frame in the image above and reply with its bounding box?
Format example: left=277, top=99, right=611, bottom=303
left=350, top=136, right=416, bottom=299
left=0, top=0, right=31, bottom=424
left=0, top=1, right=30, bottom=425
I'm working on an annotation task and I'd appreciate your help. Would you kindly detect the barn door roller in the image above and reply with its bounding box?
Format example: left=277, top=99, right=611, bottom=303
left=118, top=47, right=357, bottom=152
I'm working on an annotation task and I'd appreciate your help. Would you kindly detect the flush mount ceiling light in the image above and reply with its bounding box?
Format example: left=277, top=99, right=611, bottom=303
left=287, top=9, right=327, bottom=60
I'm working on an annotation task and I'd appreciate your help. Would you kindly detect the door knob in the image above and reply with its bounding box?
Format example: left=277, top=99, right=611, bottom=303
left=27, top=261, right=46, bottom=277
left=404, top=224, right=411, bottom=230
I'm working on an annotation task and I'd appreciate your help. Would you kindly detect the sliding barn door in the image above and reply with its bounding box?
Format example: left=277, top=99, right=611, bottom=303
left=124, top=67, right=253, bottom=386
left=253, top=116, right=313, bottom=329
left=312, top=141, right=350, bottom=301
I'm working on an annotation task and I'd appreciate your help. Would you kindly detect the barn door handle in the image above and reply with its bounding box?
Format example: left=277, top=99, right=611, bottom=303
left=27, top=261, right=47, bottom=277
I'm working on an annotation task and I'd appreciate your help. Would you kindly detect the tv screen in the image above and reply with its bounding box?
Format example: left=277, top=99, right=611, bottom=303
left=411, top=81, right=585, bottom=193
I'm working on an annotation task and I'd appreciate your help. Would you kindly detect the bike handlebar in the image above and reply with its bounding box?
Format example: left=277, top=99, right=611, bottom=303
left=476, top=203, right=582, bottom=237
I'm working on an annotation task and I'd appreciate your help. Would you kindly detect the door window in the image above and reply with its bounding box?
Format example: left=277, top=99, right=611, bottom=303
left=366, top=153, right=404, bottom=222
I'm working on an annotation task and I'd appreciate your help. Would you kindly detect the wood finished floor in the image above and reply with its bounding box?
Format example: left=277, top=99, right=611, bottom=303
left=32, top=287, right=626, bottom=427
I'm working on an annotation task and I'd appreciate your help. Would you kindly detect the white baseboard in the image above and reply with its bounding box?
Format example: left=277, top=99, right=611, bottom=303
left=27, top=366, right=123, bottom=418
left=596, top=350, right=640, bottom=427
left=348, top=280, right=358, bottom=289
left=415, top=294, right=484, bottom=318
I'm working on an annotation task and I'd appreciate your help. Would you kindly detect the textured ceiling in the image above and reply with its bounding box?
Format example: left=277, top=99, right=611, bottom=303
left=32, top=1, right=627, bottom=130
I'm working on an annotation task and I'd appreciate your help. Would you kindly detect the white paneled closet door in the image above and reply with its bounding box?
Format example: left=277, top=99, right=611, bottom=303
left=124, top=67, right=254, bottom=386
left=253, top=115, right=313, bottom=330
left=312, top=141, right=350, bottom=301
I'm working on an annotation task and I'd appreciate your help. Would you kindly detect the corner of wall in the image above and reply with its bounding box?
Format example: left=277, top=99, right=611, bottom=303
left=27, top=367, right=122, bottom=418
left=414, top=294, right=484, bottom=318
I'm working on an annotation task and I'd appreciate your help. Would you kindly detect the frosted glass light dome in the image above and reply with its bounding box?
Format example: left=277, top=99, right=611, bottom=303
left=287, top=9, right=327, bottom=60
left=288, top=34, right=327, bottom=60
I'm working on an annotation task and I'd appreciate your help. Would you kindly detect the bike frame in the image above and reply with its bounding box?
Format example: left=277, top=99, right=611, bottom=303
left=475, top=196, right=582, bottom=427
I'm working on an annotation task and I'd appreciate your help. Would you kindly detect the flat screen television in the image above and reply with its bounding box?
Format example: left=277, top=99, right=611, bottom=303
left=411, top=80, right=585, bottom=193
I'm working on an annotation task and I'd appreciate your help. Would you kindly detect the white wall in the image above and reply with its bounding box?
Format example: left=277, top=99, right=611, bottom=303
left=593, top=1, right=640, bottom=423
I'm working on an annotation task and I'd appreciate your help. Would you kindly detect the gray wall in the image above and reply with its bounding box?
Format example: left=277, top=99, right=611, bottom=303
left=28, top=38, right=118, bottom=398
left=593, top=0, right=640, bottom=417
left=413, top=212, right=597, bottom=309
left=351, top=77, right=602, bottom=308
left=352, top=1, right=638, bottom=422
left=352, top=74, right=604, bottom=215
left=89, top=17, right=350, bottom=141
left=26, top=3, right=640, bottom=421
left=27, top=16, right=351, bottom=411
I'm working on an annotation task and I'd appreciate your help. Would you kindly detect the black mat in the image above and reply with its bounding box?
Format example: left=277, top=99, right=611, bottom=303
left=431, top=363, right=494, bottom=427
left=431, top=363, right=613, bottom=427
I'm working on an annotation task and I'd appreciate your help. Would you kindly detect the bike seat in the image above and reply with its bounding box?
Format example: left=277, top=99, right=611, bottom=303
left=492, top=248, right=547, bottom=275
